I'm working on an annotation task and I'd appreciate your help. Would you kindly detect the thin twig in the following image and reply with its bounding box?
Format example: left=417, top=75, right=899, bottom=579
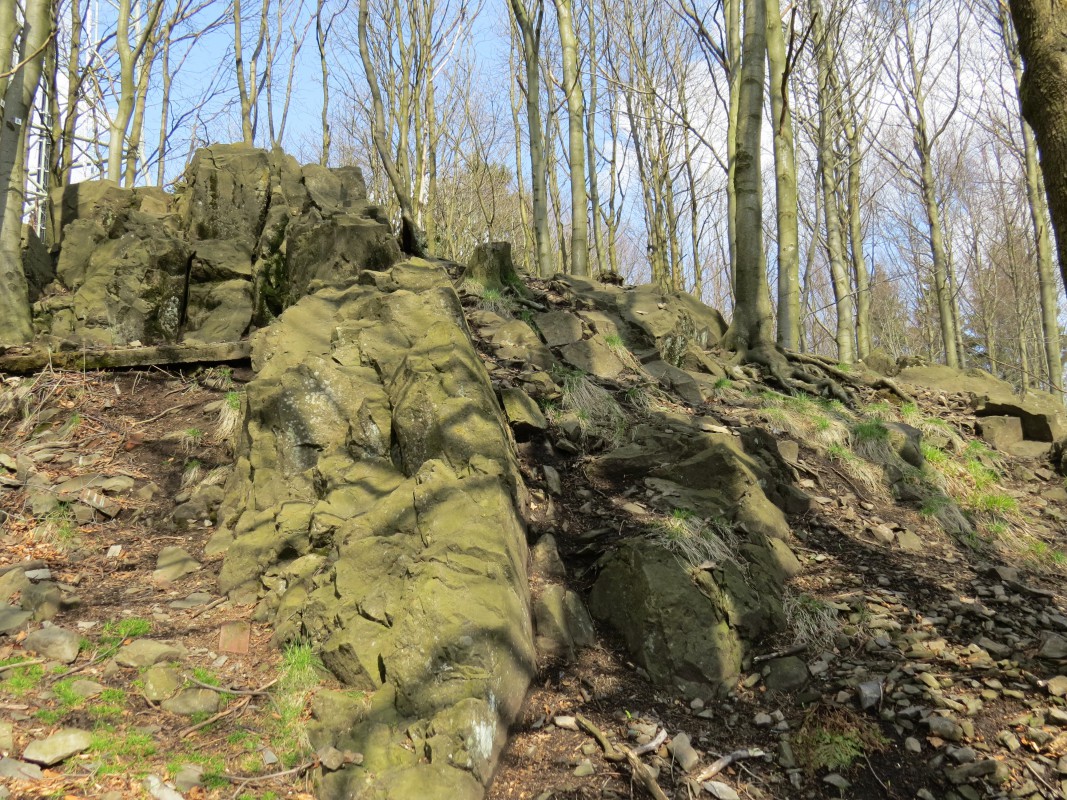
left=0, top=658, right=45, bottom=674
left=186, top=675, right=278, bottom=696
left=179, top=695, right=251, bottom=738
left=752, top=644, right=806, bottom=664
left=222, top=758, right=317, bottom=785
left=631, top=727, right=667, bottom=757
left=188, top=596, right=227, bottom=618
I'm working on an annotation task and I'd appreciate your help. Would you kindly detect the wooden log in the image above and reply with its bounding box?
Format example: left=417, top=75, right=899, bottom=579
left=0, top=341, right=252, bottom=374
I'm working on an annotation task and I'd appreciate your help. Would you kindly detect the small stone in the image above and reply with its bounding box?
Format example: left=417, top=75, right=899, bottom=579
left=763, top=656, right=810, bottom=693
left=666, top=732, right=700, bottom=772
left=142, top=666, right=181, bottom=702
left=703, top=781, right=740, bottom=800
left=905, top=737, right=922, bottom=753
left=1039, top=634, right=1067, bottom=660
left=0, top=758, right=43, bottom=781
left=925, top=715, right=963, bottom=742
left=946, top=758, right=1010, bottom=784
left=318, top=746, right=345, bottom=771
left=754, top=712, right=773, bottom=728
left=543, top=465, right=562, bottom=496
left=161, top=689, right=219, bottom=716
left=23, top=626, right=81, bottom=664
left=1047, top=676, right=1067, bottom=697
left=530, top=534, right=567, bottom=581
left=261, top=748, right=278, bottom=766
left=218, top=621, right=250, bottom=654
left=143, top=774, right=184, bottom=800
left=173, top=764, right=204, bottom=792
left=1049, top=708, right=1067, bottom=726
left=553, top=715, right=579, bottom=731
left=68, top=679, right=104, bottom=699
left=823, top=773, right=851, bottom=792
left=573, top=759, right=595, bottom=777
left=115, top=639, right=185, bottom=668
left=22, top=728, right=92, bottom=766
left=152, top=547, right=201, bottom=584
left=857, top=680, right=882, bottom=711
left=106, top=545, right=122, bottom=559
left=0, top=605, right=31, bottom=634
left=997, top=730, right=1021, bottom=752
left=950, top=747, right=976, bottom=763
left=0, top=722, right=11, bottom=751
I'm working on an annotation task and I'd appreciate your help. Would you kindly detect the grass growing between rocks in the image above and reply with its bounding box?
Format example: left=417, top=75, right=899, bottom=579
left=647, top=509, right=741, bottom=572
left=783, top=592, right=841, bottom=651
left=88, top=726, right=158, bottom=777
left=793, top=708, right=888, bottom=773
left=555, top=366, right=627, bottom=448
left=0, top=658, right=45, bottom=696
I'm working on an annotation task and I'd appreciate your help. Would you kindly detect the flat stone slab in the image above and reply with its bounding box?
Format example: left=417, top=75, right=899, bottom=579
left=161, top=688, right=219, bottom=716
left=115, top=639, right=186, bottom=668
left=23, top=626, right=82, bottom=663
left=152, top=547, right=201, bottom=583
left=0, top=758, right=43, bottom=781
left=22, top=728, right=92, bottom=766
left=0, top=605, right=31, bottom=634
left=142, top=666, right=181, bottom=702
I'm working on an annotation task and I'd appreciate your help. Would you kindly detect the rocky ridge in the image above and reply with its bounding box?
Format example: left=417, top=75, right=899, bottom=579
left=2, top=145, right=1067, bottom=800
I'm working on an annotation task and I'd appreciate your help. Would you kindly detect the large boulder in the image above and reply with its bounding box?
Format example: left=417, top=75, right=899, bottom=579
left=586, top=412, right=800, bottom=694
left=215, top=261, right=534, bottom=800
left=553, top=275, right=727, bottom=365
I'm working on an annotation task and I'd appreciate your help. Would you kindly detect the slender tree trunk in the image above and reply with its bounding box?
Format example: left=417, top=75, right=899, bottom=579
left=316, top=0, right=331, bottom=164
left=585, top=2, right=604, bottom=276
left=358, top=0, right=422, bottom=253
left=918, top=147, right=959, bottom=367
left=510, top=0, right=553, bottom=276
left=554, top=0, right=588, bottom=275
left=767, top=0, right=799, bottom=350
left=157, top=32, right=171, bottom=185
left=0, top=0, right=52, bottom=345
left=846, top=131, right=871, bottom=359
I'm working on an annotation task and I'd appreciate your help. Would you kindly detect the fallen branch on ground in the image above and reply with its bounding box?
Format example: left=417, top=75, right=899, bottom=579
left=691, top=747, right=765, bottom=784
left=575, top=714, right=623, bottom=762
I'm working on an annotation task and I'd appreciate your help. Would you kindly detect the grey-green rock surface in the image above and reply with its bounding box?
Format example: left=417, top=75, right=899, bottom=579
left=216, top=261, right=534, bottom=799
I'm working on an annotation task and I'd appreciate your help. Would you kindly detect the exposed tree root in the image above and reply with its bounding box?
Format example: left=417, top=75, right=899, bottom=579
left=722, top=340, right=916, bottom=407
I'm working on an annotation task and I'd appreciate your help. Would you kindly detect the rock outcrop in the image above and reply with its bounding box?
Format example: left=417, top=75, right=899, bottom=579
left=214, top=261, right=534, bottom=799
left=32, top=145, right=400, bottom=348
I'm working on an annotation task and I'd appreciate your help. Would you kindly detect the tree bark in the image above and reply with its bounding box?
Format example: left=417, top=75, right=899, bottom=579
left=358, top=0, right=423, bottom=254
left=766, top=0, right=799, bottom=350
left=0, top=0, right=51, bottom=346
left=510, top=0, right=553, bottom=276
left=724, top=0, right=775, bottom=352
left=554, top=0, right=588, bottom=276
left=1008, top=0, right=1067, bottom=303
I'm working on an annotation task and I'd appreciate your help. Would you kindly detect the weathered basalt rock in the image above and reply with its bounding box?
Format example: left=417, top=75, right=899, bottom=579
left=215, top=261, right=534, bottom=799
left=31, top=144, right=400, bottom=349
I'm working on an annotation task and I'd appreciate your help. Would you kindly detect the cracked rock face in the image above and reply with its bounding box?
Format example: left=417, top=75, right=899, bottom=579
left=36, top=144, right=400, bottom=347
left=216, top=261, right=534, bottom=799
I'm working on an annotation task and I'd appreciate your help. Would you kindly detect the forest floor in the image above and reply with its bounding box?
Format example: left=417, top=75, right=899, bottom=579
left=2, top=290, right=1067, bottom=800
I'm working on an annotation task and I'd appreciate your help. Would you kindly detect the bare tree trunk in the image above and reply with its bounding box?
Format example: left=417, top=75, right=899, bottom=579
left=724, top=0, right=775, bottom=352
left=1009, top=0, right=1067, bottom=306
left=585, top=1, right=604, bottom=276
left=510, top=0, right=553, bottom=276
left=0, top=0, right=52, bottom=345
left=316, top=0, right=332, bottom=164
left=766, top=0, right=799, bottom=350
left=554, top=0, right=588, bottom=275
left=358, top=0, right=422, bottom=253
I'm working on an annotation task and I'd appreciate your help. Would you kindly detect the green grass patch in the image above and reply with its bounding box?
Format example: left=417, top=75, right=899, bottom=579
left=852, top=420, right=889, bottom=442
left=970, top=491, right=1018, bottom=517
left=1, top=661, right=45, bottom=696
left=794, top=708, right=888, bottom=772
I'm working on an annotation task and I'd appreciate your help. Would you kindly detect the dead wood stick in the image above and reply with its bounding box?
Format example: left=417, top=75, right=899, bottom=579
left=623, top=745, right=670, bottom=800
left=752, top=644, right=806, bottom=664
left=691, top=747, right=765, bottom=784
left=186, top=675, right=279, bottom=696
left=188, top=596, right=228, bottom=618
left=575, top=714, right=624, bottom=762
left=223, top=758, right=317, bottom=784
left=179, top=695, right=251, bottom=738
left=0, top=658, right=45, bottom=674
left=631, top=727, right=667, bottom=757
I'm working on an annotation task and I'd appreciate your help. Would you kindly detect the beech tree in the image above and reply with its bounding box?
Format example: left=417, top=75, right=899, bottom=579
left=0, top=0, right=53, bottom=345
